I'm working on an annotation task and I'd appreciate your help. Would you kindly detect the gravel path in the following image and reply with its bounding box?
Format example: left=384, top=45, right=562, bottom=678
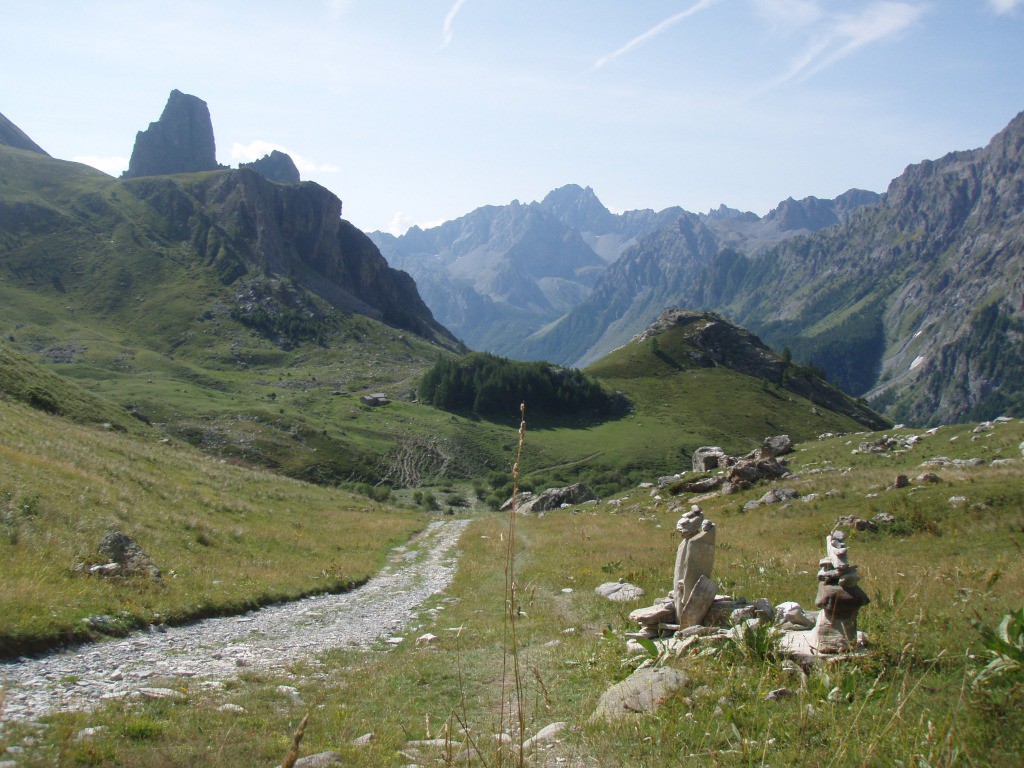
left=0, top=518, right=471, bottom=722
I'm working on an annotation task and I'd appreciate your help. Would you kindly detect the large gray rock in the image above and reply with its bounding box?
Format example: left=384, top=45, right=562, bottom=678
left=595, top=580, right=645, bottom=602
left=125, top=89, right=220, bottom=178
left=512, top=482, right=596, bottom=513
left=761, top=434, right=794, bottom=458
left=97, top=532, right=161, bottom=579
left=591, top=666, right=691, bottom=721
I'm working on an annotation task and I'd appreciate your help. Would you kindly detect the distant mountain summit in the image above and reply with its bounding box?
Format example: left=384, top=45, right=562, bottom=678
left=0, top=111, right=48, bottom=155
left=241, top=150, right=300, bottom=184
left=539, top=184, right=617, bottom=234
left=124, top=90, right=221, bottom=178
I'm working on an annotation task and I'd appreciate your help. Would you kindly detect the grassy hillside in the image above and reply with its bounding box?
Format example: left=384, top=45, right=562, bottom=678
left=0, top=342, right=150, bottom=434
left=1, top=146, right=892, bottom=505
left=0, top=398, right=423, bottom=657
left=5, top=419, right=1021, bottom=766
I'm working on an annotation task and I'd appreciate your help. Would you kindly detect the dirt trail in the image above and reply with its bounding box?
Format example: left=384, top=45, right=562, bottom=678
left=0, top=518, right=470, bottom=722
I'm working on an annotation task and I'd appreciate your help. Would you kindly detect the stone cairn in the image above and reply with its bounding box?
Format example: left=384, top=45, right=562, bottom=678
left=627, top=507, right=869, bottom=662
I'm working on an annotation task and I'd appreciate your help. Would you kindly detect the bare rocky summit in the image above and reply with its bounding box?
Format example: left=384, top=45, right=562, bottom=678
left=241, top=149, right=300, bottom=184
left=124, top=89, right=221, bottom=178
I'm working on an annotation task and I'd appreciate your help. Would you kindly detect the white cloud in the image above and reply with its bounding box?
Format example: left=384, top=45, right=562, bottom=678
left=386, top=212, right=446, bottom=236
left=593, top=0, right=723, bottom=70
left=230, top=140, right=339, bottom=175
left=990, top=0, right=1024, bottom=13
left=387, top=212, right=415, bottom=236
left=762, top=1, right=926, bottom=89
left=73, top=155, right=128, bottom=176
left=752, top=0, right=824, bottom=33
left=442, top=0, right=469, bottom=48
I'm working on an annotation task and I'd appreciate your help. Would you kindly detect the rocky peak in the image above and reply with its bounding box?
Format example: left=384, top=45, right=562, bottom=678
left=539, top=183, right=616, bottom=233
left=240, top=150, right=301, bottom=184
left=0, top=111, right=48, bottom=155
left=832, top=188, right=882, bottom=221
left=124, top=90, right=220, bottom=178
left=705, top=204, right=759, bottom=223
left=764, top=196, right=840, bottom=232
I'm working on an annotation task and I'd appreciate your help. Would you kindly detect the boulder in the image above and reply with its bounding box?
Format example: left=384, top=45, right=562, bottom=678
left=744, top=487, right=799, bottom=509
left=97, top=532, right=161, bottom=579
left=595, top=580, right=645, bottom=602
left=629, top=602, right=676, bottom=627
left=742, top=434, right=796, bottom=461
left=522, top=722, right=568, bottom=750
left=590, top=666, right=691, bottom=721
left=287, top=753, right=343, bottom=768
left=673, top=476, right=724, bottom=494
left=835, top=515, right=878, bottom=532
left=514, top=483, right=596, bottom=513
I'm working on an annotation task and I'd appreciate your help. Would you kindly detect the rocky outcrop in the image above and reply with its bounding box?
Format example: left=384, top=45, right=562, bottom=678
left=240, top=150, right=300, bottom=184
left=78, top=532, right=161, bottom=580
left=0, top=111, right=48, bottom=155
left=122, top=169, right=461, bottom=347
left=501, top=482, right=597, bottom=513
left=124, top=90, right=220, bottom=178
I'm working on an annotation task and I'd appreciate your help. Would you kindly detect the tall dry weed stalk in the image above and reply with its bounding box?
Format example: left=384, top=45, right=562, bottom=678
left=498, top=403, right=528, bottom=768
left=280, top=712, right=309, bottom=768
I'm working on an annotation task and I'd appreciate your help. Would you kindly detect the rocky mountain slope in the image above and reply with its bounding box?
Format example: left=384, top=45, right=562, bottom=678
left=373, top=184, right=878, bottom=356
left=514, top=112, right=1024, bottom=425
left=1, top=91, right=457, bottom=350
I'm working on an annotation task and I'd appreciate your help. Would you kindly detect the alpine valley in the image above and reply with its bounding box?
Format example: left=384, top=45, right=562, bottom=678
left=1, top=90, right=1024, bottom=768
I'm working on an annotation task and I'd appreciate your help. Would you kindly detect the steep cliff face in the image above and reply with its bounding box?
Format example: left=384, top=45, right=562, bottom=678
left=691, top=112, right=1024, bottom=424
left=123, top=169, right=459, bottom=347
left=124, top=90, right=220, bottom=178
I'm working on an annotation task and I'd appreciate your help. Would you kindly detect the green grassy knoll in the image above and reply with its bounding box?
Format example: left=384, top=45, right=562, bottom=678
left=0, top=398, right=423, bottom=657
left=16, top=419, right=1022, bottom=766
left=0, top=342, right=150, bottom=434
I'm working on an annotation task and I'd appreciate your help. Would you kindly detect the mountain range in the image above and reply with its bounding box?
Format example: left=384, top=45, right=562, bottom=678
left=375, top=113, right=1024, bottom=426
left=370, top=185, right=877, bottom=355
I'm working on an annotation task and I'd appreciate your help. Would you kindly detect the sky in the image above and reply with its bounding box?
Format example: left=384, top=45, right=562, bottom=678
left=2, top=1, right=1023, bottom=235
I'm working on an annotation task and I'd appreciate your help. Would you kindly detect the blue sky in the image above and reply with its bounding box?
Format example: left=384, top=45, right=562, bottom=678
left=2, top=1, right=1023, bottom=234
